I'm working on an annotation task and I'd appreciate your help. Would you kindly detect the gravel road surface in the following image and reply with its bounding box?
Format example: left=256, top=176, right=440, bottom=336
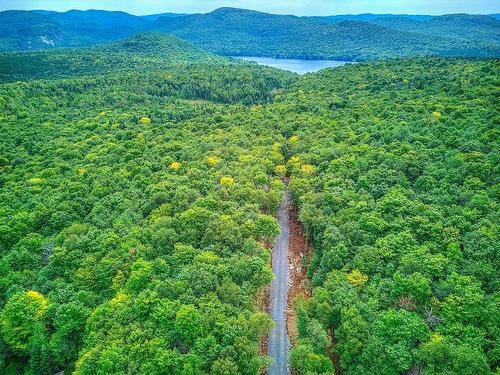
left=268, top=189, right=291, bottom=375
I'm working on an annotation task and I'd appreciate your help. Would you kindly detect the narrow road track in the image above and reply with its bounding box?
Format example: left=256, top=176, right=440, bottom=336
left=268, top=188, right=291, bottom=375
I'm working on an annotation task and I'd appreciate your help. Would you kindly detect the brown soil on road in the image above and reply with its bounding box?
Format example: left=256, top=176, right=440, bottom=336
left=286, top=205, right=342, bottom=375
left=286, top=205, right=312, bottom=344
left=267, top=185, right=340, bottom=374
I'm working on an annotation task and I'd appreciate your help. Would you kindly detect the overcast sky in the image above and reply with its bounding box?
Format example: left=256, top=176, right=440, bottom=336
left=1, top=0, right=499, bottom=16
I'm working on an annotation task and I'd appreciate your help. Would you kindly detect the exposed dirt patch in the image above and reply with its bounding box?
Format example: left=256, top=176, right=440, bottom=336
left=286, top=205, right=312, bottom=345
left=286, top=205, right=342, bottom=375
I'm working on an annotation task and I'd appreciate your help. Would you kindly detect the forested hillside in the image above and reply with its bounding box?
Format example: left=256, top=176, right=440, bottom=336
left=0, top=7, right=499, bottom=60
left=278, top=59, right=499, bottom=374
left=0, top=39, right=294, bottom=374
left=0, top=29, right=498, bottom=375
left=308, top=14, right=433, bottom=22
left=0, top=9, right=150, bottom=50
left=33, top=9, right=150, bottom=44
left=371, top=14, right=500, bottom=43
left=152, top=8, right=500, bottom=60
left=0, top=33, right=227, bottom=83
left=0, top=10, right=64, bottom=51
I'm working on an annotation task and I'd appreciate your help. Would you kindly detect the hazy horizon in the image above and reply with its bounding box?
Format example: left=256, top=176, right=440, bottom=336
left=1, top=0, right=499, bottom=16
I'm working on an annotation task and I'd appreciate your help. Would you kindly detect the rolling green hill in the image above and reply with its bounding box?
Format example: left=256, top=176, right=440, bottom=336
left=0, top=33, right=227, bottom=83
left=0, top=10, right=64, bottom=51
left=34, top=9, right=150, bottom=42
left=151, top=8, right=500, bottom=60
left=371, top=14, right=500, bottom=43
left=0, top=8, right=499, bottom=60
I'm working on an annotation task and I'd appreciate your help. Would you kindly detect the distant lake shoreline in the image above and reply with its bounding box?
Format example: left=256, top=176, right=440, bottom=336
left=232, top=56, right=353, bottom=74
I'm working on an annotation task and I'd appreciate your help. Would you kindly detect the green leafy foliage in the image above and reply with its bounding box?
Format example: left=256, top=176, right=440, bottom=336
left=0, top=32, right=225, bottom=83
left=0, top=30, right=497, bottom=375
left=0, top=38, right=292, bottom=373
left=0, top=291, right=49, bottom=354
left=284, top=58, right=498, bottom=374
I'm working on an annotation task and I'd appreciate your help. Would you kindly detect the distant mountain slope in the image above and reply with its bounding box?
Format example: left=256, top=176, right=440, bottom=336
left=372, top=14, right=500, bottom=43
left=0, top=9, right=150, bottom=50
left=152, top=7, right=500, bottom=60
left=0, top=8, right=498, bottom=59
left=34, top=9, right=149, bottom=43
left=35, top=9, right=149, bottom=29
left=0, top=32, right=225, bottom=82
left=141, top=12, right=190, bottom=21
left=0, top=10, right=64, bottom=50
left=97, top=32, right=218, bottom=59
left=308, top=13, right=433, bottom=22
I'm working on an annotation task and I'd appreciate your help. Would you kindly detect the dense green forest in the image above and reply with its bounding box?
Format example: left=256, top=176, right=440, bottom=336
left=0, top=33, right=226, bottom=83
left=0, top=32, right=292, bottom=106
left=371, top=14, right=500, bottom=43
left=315, top=13, right=499, bottom=43
left=0, top=38, right=294, bottom=374
left=1, top=8, right=499, bottom=60
left=279, top=58, right=499, bottom=374
left=0, top=30, right=498, bottom=375
left=152, top=8, right=500, bottom=60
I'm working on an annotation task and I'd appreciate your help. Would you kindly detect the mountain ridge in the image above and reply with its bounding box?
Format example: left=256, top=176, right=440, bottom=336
left=151, top=8, right=500, bottom=60
left=0, top=32, right=226, bottom=82
left=0, top=7, right=498, bottom=59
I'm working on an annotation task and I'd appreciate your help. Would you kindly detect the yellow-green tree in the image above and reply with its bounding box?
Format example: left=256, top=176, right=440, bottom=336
left=139, top=116, right=151, bottom=124
left=220, top=176, right=235, bottom=186
left=346, top=269, right=368, bottom=288
left=1, top=290, right=49, bottom=353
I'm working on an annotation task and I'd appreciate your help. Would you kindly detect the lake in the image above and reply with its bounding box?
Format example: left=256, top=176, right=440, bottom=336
left=233, top=56, right=352, bottom=74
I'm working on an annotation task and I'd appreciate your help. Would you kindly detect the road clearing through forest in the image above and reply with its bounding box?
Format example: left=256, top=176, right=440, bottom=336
left=268, top=188, right=291, bottom=375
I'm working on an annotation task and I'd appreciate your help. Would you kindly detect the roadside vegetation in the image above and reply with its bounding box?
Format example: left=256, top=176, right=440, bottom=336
left=0, top=33, right=497, bottom=375
left=283, top=58, right=499, bottom=375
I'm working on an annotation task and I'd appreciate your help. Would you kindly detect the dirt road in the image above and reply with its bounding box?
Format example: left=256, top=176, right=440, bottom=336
left=268, top=189, right=291, bottom=375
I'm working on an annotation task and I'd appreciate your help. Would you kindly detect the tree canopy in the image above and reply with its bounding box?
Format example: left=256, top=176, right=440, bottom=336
left=0, top=34, right=497, bottom=375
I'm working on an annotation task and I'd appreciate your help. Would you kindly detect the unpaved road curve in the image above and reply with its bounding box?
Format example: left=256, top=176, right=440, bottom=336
left=268, top=189, right=291, bottom=375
